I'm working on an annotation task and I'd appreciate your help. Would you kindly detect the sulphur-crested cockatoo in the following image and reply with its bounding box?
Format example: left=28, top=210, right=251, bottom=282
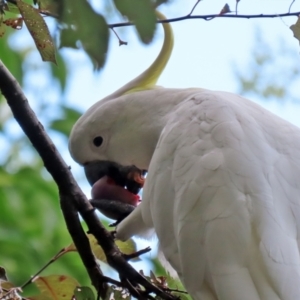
left=69, top=11, right=300, bottom=300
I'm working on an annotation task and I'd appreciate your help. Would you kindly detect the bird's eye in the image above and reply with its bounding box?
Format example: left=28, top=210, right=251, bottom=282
left=93, top=136, right=103, bottom=147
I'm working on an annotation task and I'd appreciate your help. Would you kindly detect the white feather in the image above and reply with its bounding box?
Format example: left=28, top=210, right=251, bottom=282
left=115, top=89, right=300, bottom=300
left=70, top=87, right=300, bottom=299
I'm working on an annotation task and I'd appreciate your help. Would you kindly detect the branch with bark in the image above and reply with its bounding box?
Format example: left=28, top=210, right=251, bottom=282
left=5, top=0, right=300, bottom=24
left=0, top=61, right=177, bottom=300
left=109, top=11, right=300, bottom=29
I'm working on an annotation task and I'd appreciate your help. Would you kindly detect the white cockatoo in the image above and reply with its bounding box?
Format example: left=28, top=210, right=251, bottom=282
left=69, top=11, right=300, bottom=300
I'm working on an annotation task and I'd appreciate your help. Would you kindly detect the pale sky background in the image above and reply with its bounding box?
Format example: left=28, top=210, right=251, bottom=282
left=3, top=0, right=300, bottom=273
left=65, top=0, right=300, bottom=123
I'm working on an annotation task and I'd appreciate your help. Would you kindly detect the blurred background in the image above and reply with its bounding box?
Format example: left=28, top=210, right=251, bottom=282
left=0, top=0, right=300, bottom=294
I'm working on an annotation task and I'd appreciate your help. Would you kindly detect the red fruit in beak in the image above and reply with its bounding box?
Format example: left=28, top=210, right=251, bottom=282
left=91, top=176, right=140, bottom=206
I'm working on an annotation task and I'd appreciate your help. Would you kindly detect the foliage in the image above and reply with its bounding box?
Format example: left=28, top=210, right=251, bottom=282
left=0, top=1, right=177, bottom=298
left=114, top=0, right=157, bottom=44
left=57, top=0, right=109, bottom=69
left=0, top=0, right=169, bottom=69
left=234, top=30, right=300, bottom=102
left=0, top=5, right=91, bottom=298
left=16, top=0, right=56, bottom=63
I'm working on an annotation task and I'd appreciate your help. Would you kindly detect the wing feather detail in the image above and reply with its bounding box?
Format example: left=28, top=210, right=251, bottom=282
left=142, top=90, right=300, bottom=300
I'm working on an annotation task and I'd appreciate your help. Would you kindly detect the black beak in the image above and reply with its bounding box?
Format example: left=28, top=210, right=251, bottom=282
left=84, top=160, right=123, bottom=186
left=84, top=160, right=146, bottom=195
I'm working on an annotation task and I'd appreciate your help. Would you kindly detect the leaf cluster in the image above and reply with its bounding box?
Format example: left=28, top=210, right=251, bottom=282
left=0, top=0, right=169, bottom=69
left=0, top=232, right=186, bottom=299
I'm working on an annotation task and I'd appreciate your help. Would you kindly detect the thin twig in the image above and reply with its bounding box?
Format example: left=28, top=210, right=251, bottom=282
left=39, top=9, right=59, bottom=18
left=236, top=0, right=240, bottom=15
left=163, top=287, right=188, bottom=294
left=111, top=27, right=128, bottom=46
left=188, top=0, right=202, bottom=16
left=123, top=247, right=151, bottom=261
left=20, top=247, right=70, bottom=289
left=289, top=0, right=296, bottom=13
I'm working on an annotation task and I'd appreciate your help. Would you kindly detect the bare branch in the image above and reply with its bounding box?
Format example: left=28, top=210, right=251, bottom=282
left=109, top=11, right=300, bottom=29
left=6, top=0, right=300, bottom=29
left=39, top=9, right=59, bottom=18
left=123, top=247, right=151, bottom=261
left=111, top=27, right=128, bottom=46
left=20, top=247, right=71, bottom=290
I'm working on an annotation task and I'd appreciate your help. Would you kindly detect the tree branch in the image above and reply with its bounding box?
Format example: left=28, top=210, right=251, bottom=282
left=109, top=11, right=300, bottom=29
left=0, top=60, right=107, bottom=297
left=5, top=0, right=300, bottom=26
left=0, top=61, right=177, bottom=300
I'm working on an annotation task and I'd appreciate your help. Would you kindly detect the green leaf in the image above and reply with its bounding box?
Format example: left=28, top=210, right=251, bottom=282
left=60, top=28, right=78, bottom=49
left=87, top=234, right=139, bottom=264
left=50, top=106, right=81, bottom=137
left=116, top=239, right=139, bottom=260
left=74, top=286, right=95, bottom=300
left=0, top=35, right=24, bottom=84
left=154, top=0, right=169, bottom=6
left=0, top=19, right=5, bottom=37
left=0, top=1, right=7, bottom=14
left=5, top=2, right=20, bottom=14
left=36, top=0, right=58, bottom=13
left=58, top=0, right=109, bottom=69
left=50, top=52, right=68, bottom=91
left=16, top=0, right=56, bottom=63
left=0, top=155, right=93, bottom=286
left=32, top=275, right=80, bottom=300
left=290, top=17, right=300, bottom=46
left=114, top=0, right=156, bottom=44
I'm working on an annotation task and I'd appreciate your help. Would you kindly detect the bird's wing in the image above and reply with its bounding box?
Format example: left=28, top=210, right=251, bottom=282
left=142, top=90, right=300, bottom=300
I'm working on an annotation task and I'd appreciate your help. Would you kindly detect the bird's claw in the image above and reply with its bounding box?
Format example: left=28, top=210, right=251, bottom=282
left=110, top=230, right=117, bottom=239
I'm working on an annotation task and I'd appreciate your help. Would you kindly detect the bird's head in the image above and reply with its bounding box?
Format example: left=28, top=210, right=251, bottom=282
left=69, top=11, right=173, bottom=201
left=69, top=91, right=163, bottom=176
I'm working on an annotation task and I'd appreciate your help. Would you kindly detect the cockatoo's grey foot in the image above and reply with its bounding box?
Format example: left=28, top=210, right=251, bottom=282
left=110, top=230, right=117, bottom=239
left=90, top=198, right=136, bottom=221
